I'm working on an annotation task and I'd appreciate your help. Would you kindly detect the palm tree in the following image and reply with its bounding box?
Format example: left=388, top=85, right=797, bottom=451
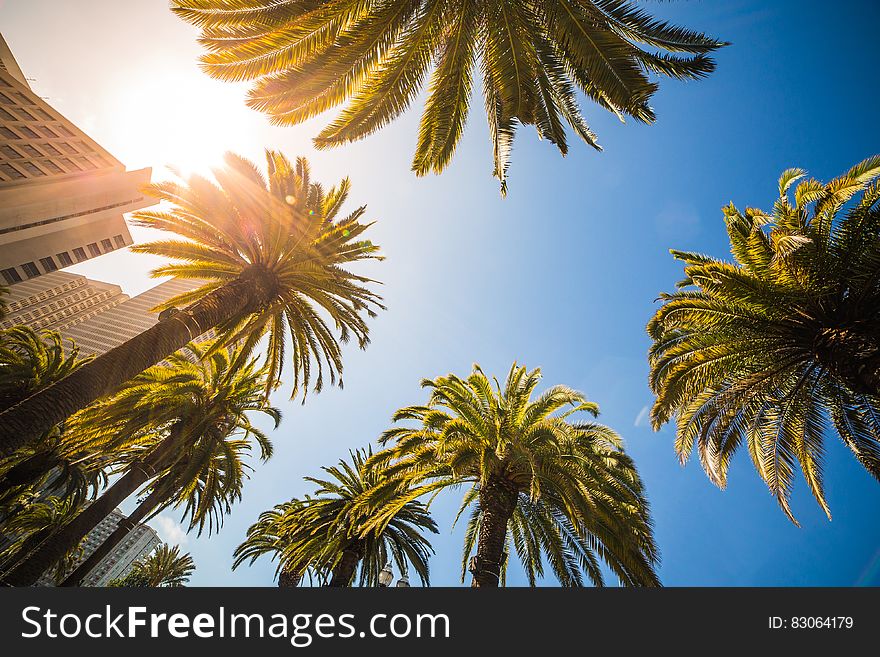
left=0, top=326, right=87, bottom=412
left=0, top=151, right=383, bottom=456
left=368, top=363, right=659, bottom=587
left=109, top=544, right=195, bottom=587
left=0, top=283, right=8, bottom=321
left=648, top=156, right=880, bottom=522
left=233, top=499, right=317, bottom=587
left=3, top=342, right=278, bottom=586
left=0, top=496, right=85, bottom=585
left=0, top=328, right=105, bottom=513
left=171, top=0, right=725, bottom=194
left=234, top=449, right=437, bottom=587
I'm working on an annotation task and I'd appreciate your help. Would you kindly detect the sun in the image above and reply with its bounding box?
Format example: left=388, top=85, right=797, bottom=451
left=105, top=68, right=260, bottom=178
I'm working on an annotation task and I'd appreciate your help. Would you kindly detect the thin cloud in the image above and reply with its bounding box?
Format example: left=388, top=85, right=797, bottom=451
left=634, top=405, right=650, bottom=428
left=151, top=514, right=189, bottom=546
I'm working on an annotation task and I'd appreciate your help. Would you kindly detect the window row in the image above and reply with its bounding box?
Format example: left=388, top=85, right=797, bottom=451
left=1, top=139, right=105, bottom=159
left=0, top=234, right=128, bottom=284
left=0, top=120, right=75, bottom=140
left=0, top=90, right=37, bottom=107
left=0, top=153, right=109, bottom=180
left=0, top=103, right=53, bottom=122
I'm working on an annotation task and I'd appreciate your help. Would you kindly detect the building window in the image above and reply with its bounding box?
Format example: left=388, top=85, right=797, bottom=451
left=39, top=257, right=58, bottom=273
left=0, top=126, right=20, bottom=139
left=18, top=126, right=39, bottom=139
left=0, top=92, right=14, bottom=104
left=114, top=234, right=126, bottom=248
left=40, top=160, right=63, bottom=174
left=1, top=267, right=22, bottom=285
left=56, top=251, right=73, bottom=267
left=16, top=108, right=36, bottom=121
left=13, top=92, right=34, bottom=105
left=101, top=238, right=113, bottom=251
left=0, top=162, right=25, bottom=179
left=20, top=144, right=41, bottom=157
left=87, top=243, right=101, bottom=257
left=20, top=161, right=46, bottom=177
left=75, top=156, right=97, bottom=170
left=37, top=126, right=59, bottom=138
left=41, top=143, right=61, bottom=156
left=58, top=142, right=77, bottom=154
left=58, top=157, right=80, bottom=171
left=0, top=144, right=21, bottom=158
left=20, top=262, right=39, bottom=278
left=73, top=247, right=87, bottom=262
left=0, top=107, right=15, bottom=120
left=57, top=125, right=75, bottom=137
left=34, top=108, right=53, bottom=121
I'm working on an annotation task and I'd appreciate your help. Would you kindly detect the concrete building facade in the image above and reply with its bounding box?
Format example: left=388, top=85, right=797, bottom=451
left=1, top=270, right=205, bottom=355
left=0, top=32, right=155, bottom=286
left=33, top=508, right=161, bottom=587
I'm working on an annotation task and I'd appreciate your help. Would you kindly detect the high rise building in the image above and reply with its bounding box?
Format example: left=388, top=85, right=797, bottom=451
left=0, top=270, right=128, bottom=333
left=76, top=508, right=162, bottom=587
left=1, top=270, right=205, bottom=355
left=0, top=32, right=156, bottom=286
left=32, top=507, right=161, bottom=587
left=61, top=277, right=206, bottom=356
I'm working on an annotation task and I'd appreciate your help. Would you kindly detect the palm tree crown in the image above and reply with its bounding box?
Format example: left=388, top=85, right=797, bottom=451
left=648, top=156, right=880, bottom=522
left=172, top=0, right=725, bottom=193
left=369, top=363, right=659, bottom=586
left=0, top=327, right=87, bottom=412
left=235, top=449, right=437, bottom=587
left=86, top=342, right=280, bottom=536
left=132, top=151, right=385, bottom=399
left=111, top=544, right=196, bottom=587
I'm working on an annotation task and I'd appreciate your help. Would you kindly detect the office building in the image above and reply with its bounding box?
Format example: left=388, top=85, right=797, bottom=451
left=33, top=508, right=161, bottom=587
left=1, top=271, right=206, bottom=355
left=0, top=32, right=155, bottom=286
left=77, top=508, right=161, bottom=587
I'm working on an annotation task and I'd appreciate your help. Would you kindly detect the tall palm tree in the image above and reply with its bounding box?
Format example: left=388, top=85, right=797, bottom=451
left=0, top=152, right=383, bottom=456
left=234, top=449, right=437, bottom=587
left=109, top=544, right=196, bottom=587
left=4, top=343, right=278, bottom=586
left=171, top=0, right=725, bottom=194
left=648, top=156, right=880, bottom=523
left=367, top=363, right=659, bottom=587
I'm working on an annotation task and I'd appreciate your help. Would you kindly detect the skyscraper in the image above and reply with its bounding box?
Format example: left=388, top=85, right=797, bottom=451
left=32, top=507, right=161, bottom=587
left=1, top=270, right=205, bottom=355
left=0, top=270, right=128, bottom=334
left=76, top=509, right=161, bottom=587
left=0, top=32, right=156, bottom=286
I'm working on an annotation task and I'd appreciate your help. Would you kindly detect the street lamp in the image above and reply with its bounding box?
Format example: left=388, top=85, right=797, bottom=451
left=378, top=563, right=394, bottom=587
left=395, top=574, right=410, bottom=588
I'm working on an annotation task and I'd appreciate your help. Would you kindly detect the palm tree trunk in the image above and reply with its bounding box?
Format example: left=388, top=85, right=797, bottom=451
left=59, top=488, right=166, bottom=587
left=0, top=452, right=60, bottom=497
left=328, top=546, right=362, bottom=587
left=278, top=567, right=302, bottom=587
left=471, top=477, right=518, bottom=588
left=0, top=276, right=260, bottom=458
left=0, top=430, right=179, bottom=586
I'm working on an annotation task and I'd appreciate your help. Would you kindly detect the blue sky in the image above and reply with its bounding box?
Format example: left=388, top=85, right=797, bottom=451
left=2, top=0, right=879, bottom=586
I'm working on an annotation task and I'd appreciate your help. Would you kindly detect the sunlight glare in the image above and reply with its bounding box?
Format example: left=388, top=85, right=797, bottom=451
left=106, top=70, right=259, bottom=178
